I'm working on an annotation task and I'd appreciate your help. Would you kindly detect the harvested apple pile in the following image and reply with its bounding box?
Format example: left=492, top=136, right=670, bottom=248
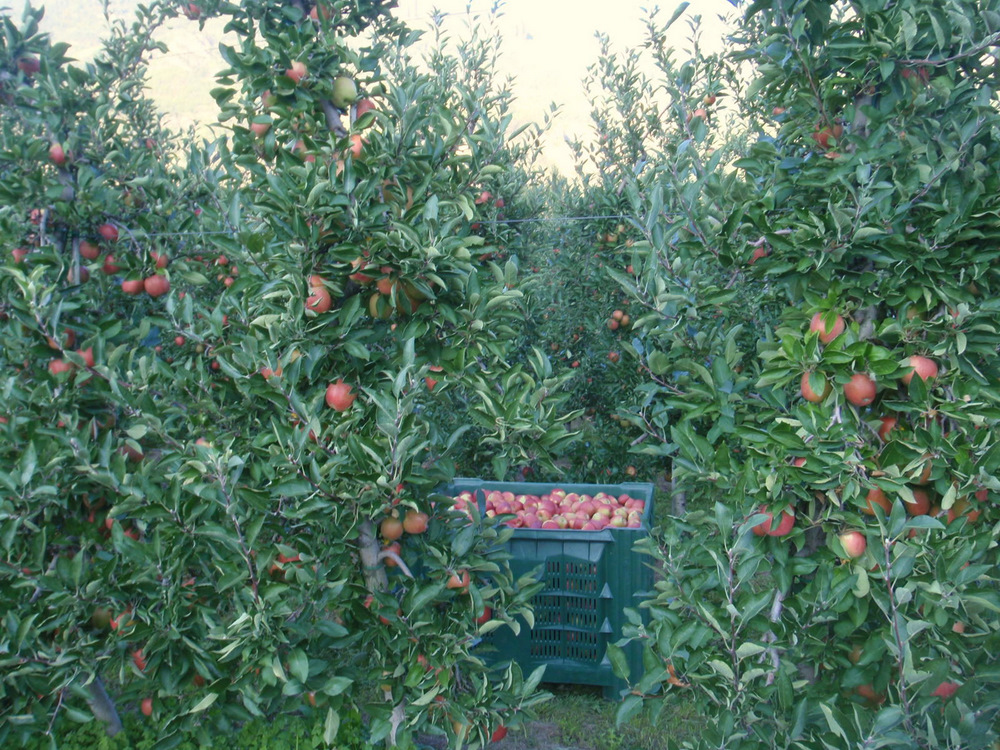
left=450, top=488, right=647, bottom=530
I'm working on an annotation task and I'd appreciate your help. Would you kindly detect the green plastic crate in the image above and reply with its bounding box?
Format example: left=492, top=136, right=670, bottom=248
left=441, top=479, right=654, bottom=699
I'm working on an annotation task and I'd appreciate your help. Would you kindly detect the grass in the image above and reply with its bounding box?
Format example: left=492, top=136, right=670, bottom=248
left=519, top=683, right=700, bottom=750
left=506, top=482, right=697, bottom=750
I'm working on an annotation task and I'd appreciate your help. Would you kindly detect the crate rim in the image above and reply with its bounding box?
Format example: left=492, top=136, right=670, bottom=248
left=439, top=478, right=655, bottom=536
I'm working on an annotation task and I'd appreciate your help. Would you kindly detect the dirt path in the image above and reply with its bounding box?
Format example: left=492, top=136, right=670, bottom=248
left=418, top=721, right=582, bottom=750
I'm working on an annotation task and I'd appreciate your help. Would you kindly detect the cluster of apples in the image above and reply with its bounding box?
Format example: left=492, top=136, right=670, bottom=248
left=606, top=308, right=631, bottom=331
left=801, top=311, right=939, bottom=407
left=451, top=488, right=647, bottom=530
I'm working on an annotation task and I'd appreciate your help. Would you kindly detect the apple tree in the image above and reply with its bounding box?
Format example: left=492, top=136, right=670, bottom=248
left=159, top=0, right=566, bottom=746
left=536, top=7, right=755, bottom=488
left=1, top=1, right=566, bottom=747
left=573, top=2, right=1000, bottom=748
left=0, top=1, right=248, bottom=741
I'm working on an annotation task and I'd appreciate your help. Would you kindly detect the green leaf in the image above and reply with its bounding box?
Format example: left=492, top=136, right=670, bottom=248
left=606, top=643, right=629, bottom=681
left=405, top=582, right=446, bottom=615
left=708, top=659, right=735, bottom=681
left=322, top=676, right=353, bottom=696
left=188, top=692, right=218, bottom=714
left=323, top=709, right=340, bottom=745
left=411, top=687, right=441, bottom=706
left=818, top=701, right=846, bottom=739
left=451, top=525, right=475, bottom=557
left=615, top=694, right=644, bottom=726
left=19, top=442, right=36, bottom=487
left=852, top=565, right=870, bottom=598
left=647, top=350, right=671, bottom=375
left=288, top=648, right=308, bottom=683
left=522, top=665, right=545, bottom=697
left=228, top=190, right=241, bottom=227
left=423, top=194, right=439, bottom=222
left=735, top=642, right=765, bottom=660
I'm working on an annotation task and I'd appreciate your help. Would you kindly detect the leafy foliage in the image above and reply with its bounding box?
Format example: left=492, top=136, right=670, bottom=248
left=578, top=1, right=1000, bottom=748
left=0, top=1, right=565, bottom=747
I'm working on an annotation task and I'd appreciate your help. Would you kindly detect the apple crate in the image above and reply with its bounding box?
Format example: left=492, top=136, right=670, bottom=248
left=441, top=479, right=655, bottom=700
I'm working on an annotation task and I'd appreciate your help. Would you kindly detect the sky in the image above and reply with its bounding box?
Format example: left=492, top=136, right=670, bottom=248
left=24, top=0, right=738, bottom=174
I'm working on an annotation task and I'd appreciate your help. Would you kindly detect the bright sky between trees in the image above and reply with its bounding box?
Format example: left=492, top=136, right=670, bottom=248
left=28, top=0, right=737, bottom=174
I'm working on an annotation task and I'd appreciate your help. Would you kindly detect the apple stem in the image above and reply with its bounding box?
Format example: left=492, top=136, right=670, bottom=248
left=29, top=556, right=60, bottom=604
left=359, top=519, right=389, bottom=593
left=388, top=702, right=406, bottom=746
left=671, top=488, right=687, bottom=516
left=629, top=433, right=647, bottom=448
left=762, top=589, right=785, bottom=681
left=882, top=538, right=917, bottom=736
left=377, top=548, right=414, bottom=579
left=320, top=99, right=348, bottom=138
left=83, top=675, right=123, bottom=737
left=768, top=589, right=785, bottom=622
left=212, top=467, right=262, bottom=604
left=855, top=304, right=878, bottom=341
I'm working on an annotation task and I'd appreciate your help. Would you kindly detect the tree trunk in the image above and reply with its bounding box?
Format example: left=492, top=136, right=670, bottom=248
left=358, top=519, right=388, bottom=593
left=84, top=674, right=123, bottom=737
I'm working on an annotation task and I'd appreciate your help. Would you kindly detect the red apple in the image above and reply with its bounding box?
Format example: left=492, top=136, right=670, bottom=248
left=49, top=143, right=67, bottom=166
left=144, top=274, right=170, bottom=298
left=877, top=416, right=897, bottom=442
left=75, top=347, right=95, bottom=368
left=17, top=56, right=40, bottom=76
left=811, top=123, right=843, bottom=150
left=287, top=61, right=308, bottom=83
left=79, top=240, right=100, bottom=260
left=306, top=284, right=332, bottom=314
left=906, top=488, right=931, bottom=516
left=901, top=355, right=938, bottom=386
left=809, top=311, right=845, bottom=344
left=476, top=606, right=493, bottom=626
left=402, top=510, right=428, bottom=535
left=446, top=569, right=470, bottom=592
left=121, top=279, right=144, bottom=295
left=800, top=371, right=831, bottom=403
left=844, top=373, right=877, bottom=407
left=751, top=505, right=795, bottom=537
left=346, top=134, right=364, bottom=159
left=522, top=513, right=541, bottom=528
left=838, top=530, right=866, bottom=558
left=48, top=358, right=73, bottom=376
left=863, top=487, right=891, bottom=516
left=947, top=497, right=980, bottom=525
left=931, top=681, right=959, bottom=700
left=325, top=380, right=356, bottom=411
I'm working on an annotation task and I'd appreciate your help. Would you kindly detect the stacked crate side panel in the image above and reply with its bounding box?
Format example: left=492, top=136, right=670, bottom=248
left=441, top=479, right=655, bottom=699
